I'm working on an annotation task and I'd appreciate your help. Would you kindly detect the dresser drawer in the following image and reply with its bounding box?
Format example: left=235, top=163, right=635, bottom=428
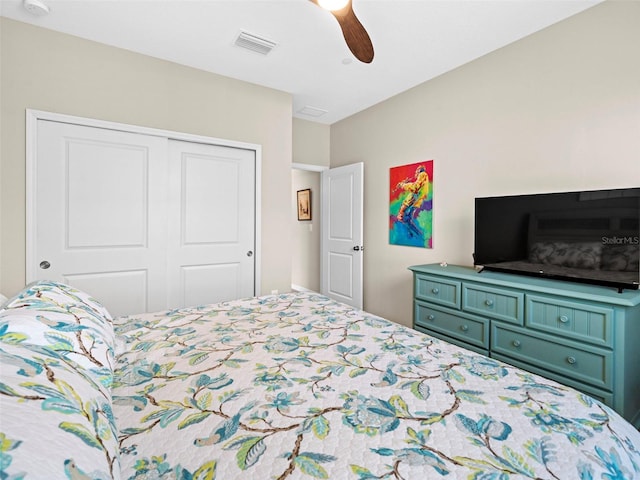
left=414, top=325, right=489, bottom=356
left=415, top=301, right=488, bottom=349
left=526, top=294, right=613, bottom=347
left=462, top=284, right=524, bottom=325
left=491, top=353, right=614, bottom=407
left=415, top=274, right=461, bottom=309
left=491, top=324, right=613, bottom=391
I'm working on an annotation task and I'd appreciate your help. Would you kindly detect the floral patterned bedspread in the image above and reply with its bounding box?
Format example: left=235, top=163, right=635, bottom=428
left=112, top=292, right=640, bottom=480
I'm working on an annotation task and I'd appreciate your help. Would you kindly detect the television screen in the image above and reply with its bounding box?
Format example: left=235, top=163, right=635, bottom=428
left=474, top=188, right=640, bottom=291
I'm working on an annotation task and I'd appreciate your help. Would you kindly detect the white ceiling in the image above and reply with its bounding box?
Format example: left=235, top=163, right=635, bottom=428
left=1, top=0, right=603, bottom=124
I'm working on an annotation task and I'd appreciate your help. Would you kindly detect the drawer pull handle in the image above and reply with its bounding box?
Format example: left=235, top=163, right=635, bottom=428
left=485, top=299, right=494, bottom=307
left=566, top=356, right=577, bottom=365
left=559, top=315, right=569, bottom=324
left=431, top=288, right=440, bottom=295
left=427, top=314, right=435, bottom=321
left=512, top=340, right=521, bottom=348
left=460, top=325, right=469, bottom=332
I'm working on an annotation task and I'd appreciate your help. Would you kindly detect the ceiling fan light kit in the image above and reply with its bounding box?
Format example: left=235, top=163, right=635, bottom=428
left=318, top=0, right=350, bottom=12
left=310, top=0, right=374, bottom=64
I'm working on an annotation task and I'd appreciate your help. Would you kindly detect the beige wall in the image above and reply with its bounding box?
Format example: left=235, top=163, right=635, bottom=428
left=291, top=118, right=330, bottom=292
left=293, top=118, right=330, bottom=168
left=291, top=169, right=321, bottom=291
left=0, top=18, right=293, bottom=297
left=330, top=1, right=640, bottom=327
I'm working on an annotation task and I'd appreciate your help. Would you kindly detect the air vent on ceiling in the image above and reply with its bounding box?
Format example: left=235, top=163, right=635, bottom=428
left=297, top=106, right=328, bottom=118
left=234, top=31, right=277, bottom=55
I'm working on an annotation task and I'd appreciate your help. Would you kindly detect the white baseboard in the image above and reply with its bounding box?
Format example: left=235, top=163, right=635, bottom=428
left=291, top=284, right=315, bottom=293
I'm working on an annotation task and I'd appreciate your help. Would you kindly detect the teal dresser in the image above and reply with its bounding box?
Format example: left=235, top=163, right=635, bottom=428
left=409, top=263, right=640, bottom=427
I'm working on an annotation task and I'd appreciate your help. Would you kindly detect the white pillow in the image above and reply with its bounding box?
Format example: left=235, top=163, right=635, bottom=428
left=0, top=280, right=120, bottom=479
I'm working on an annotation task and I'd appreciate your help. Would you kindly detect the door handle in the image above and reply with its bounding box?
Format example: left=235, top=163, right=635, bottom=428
left=39, top=260, right=51, bottom=269
left=247, top=251, right=253, bottom=257
left=353, top=246, right=364, bottom=251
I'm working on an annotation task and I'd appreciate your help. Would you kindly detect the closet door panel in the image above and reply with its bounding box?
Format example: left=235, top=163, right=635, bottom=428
left=180, top=263, right=241, bottom=307
left=63, top=270, right=149, bottom=317
left=66, top=139, right=148, bottom=248
left=32, top=120, right=169, bottom=317
left=167, top=140, right=256, bottom=309
left=182, top=154, right=240, bottom=244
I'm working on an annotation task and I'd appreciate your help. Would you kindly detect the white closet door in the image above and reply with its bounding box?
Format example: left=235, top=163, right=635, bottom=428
left=30, top=118, right=257, bottom=317
left=166, top=140, right=255, bottom=309
left=32, top=120, right=169, bottom=316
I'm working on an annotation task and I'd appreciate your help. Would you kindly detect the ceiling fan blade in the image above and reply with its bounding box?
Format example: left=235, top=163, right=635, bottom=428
left=332, top=3, right=374, bottom=63
left=310, top=0, right=374, bottom=63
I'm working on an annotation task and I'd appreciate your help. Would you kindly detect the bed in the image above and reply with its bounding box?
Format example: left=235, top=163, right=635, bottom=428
left=1, top=281, right=639, bottom=479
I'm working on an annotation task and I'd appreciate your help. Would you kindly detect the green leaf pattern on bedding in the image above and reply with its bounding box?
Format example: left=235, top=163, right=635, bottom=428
left=111, top=293, right=640, bottom=480
left=1, top=281, right=119, bottom=479
left=2, top=287, right=639, bottom=479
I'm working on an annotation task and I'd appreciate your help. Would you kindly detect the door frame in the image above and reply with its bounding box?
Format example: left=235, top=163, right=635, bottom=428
left=26, top=109, right=262, bottom=295
left=291, top=162, right=364, bottom=308
left=291, top=162, right=328, bottom=293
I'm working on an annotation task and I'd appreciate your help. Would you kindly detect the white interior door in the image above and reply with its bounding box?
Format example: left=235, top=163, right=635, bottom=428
left=31, top=120, right=169, bottom=316
left=321, top=162, right=364, bottom=309
left=166, top=140, right=255, bottom=308
left=29, top=116, right=257, bottom=317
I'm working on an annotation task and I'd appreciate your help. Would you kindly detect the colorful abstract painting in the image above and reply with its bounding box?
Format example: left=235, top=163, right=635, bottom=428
left=389, top=160, right=433, bottom=248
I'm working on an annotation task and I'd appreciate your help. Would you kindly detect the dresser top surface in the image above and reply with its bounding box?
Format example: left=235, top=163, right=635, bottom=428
left=409, top=264, right=640, bottom=307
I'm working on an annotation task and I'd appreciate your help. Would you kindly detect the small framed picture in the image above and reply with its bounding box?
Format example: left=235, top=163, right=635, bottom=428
left=297, top=189, right=312, bottom=221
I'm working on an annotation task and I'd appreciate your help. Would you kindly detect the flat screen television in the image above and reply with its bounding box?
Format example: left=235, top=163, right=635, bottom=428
left=473, top=187, right=640, bottom=292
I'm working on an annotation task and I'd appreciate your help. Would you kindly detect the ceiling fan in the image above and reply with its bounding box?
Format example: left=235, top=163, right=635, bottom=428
left=309, top=0, right=374, bottom=64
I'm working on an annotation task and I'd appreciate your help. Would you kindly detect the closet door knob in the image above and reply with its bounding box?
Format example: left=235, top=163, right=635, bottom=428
left=39, top=260, right=51, bottom=269
left=246, top=251, right=253, bottom=257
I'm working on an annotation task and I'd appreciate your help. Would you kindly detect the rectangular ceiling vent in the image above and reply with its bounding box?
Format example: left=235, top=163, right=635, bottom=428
left=235, top=31, right=277, bottom=55
left=297, top=106, right=328, bottom=118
